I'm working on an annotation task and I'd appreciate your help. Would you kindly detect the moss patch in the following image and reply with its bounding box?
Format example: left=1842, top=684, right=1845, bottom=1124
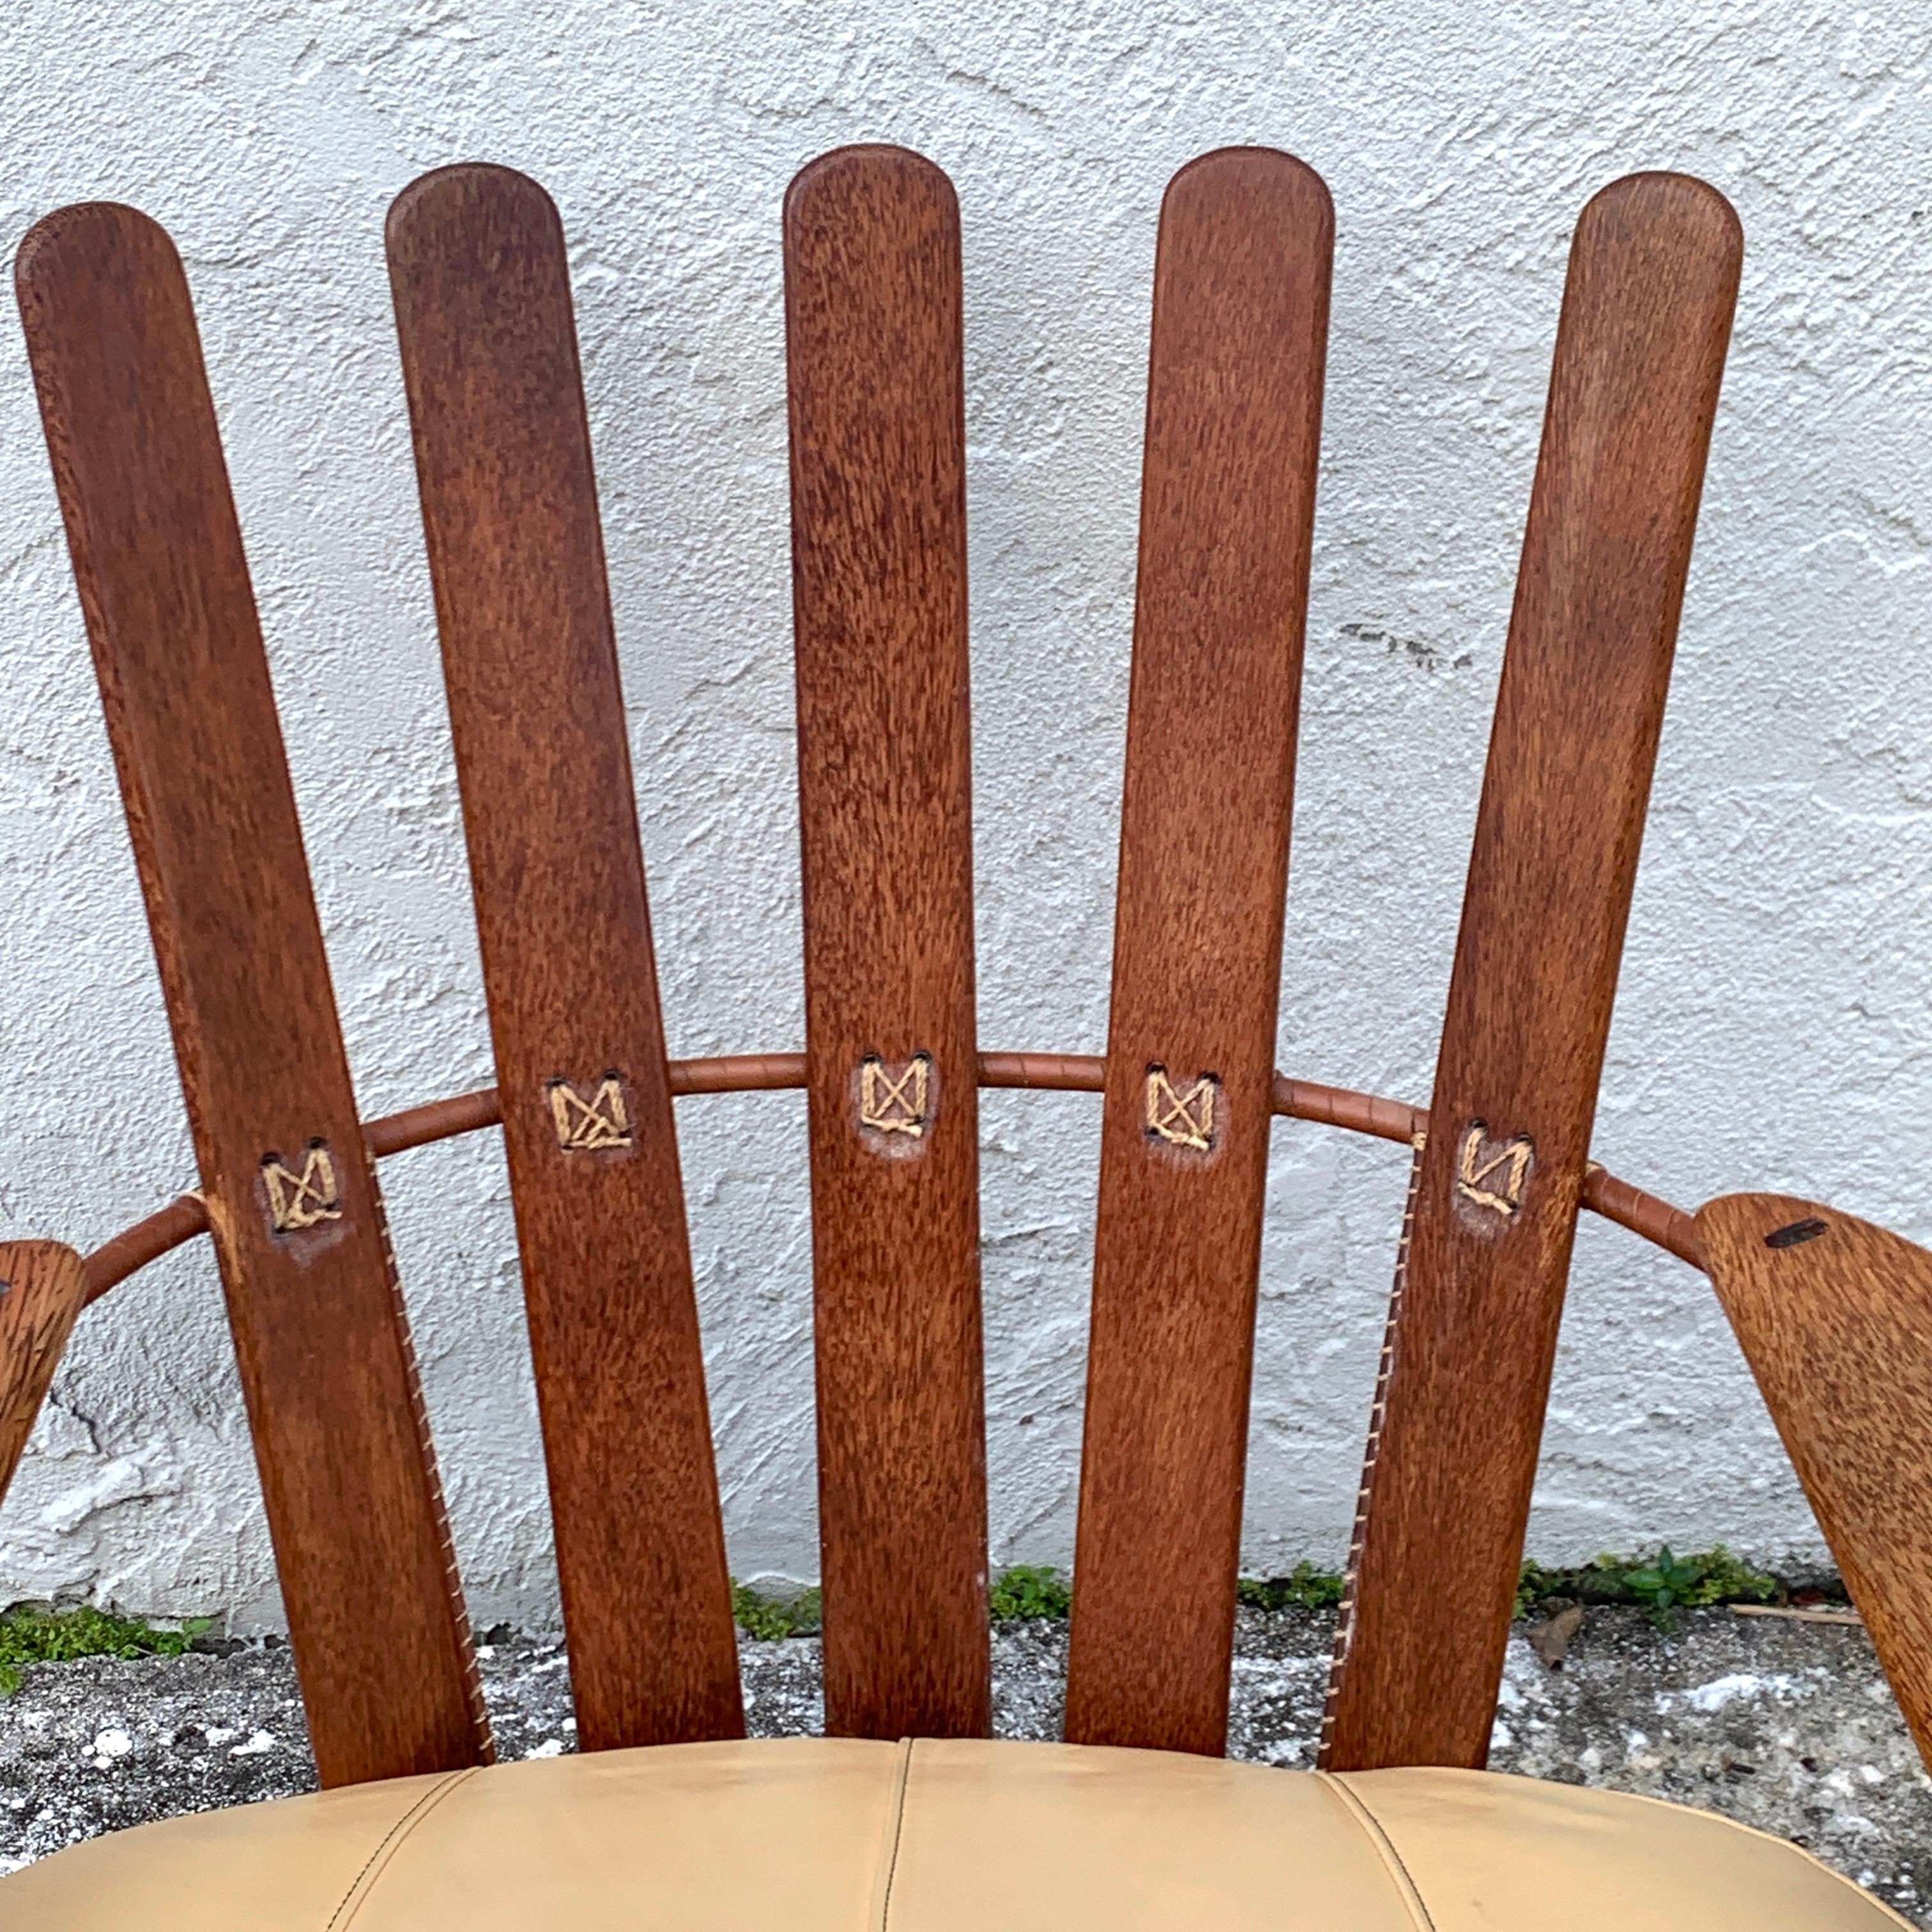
left=0, top=1606, right=210, bottom=1696
left=3, top=1545, right=1807, bottom=1675
left=728, top=1549, right=1792, bottom=1640
left=1238, top=1563, right=1347, bottom=1612
left=732, top=1579, right=822, bottom=1640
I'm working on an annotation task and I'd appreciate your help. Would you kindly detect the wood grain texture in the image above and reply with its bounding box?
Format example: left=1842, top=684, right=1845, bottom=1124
left=1699, top=1193, right=1932, bottom=1772
left=387, top=165, right=741, bottom=1751
left=1324, top=172, right=1741, bottom=1772
left=15, top=204, right=491, bottom=1788
left=1065, top=148, right=1332, bottom=1756
left=785, top=144, right=990, bottom=1738
left=0, top=1243, right=87, bottom=1513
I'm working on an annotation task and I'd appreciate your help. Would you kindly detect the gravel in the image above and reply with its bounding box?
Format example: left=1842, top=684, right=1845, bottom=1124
left=3, top=1605, right=1926, bottom=1920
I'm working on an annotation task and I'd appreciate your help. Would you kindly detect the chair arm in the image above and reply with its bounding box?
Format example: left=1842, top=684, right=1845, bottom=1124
left=1699, top=1193, right=1932, bottom=1773
left=0, top=1240, right=88, bottom=1514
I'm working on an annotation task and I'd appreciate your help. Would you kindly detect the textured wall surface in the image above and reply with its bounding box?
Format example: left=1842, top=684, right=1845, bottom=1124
left=0, top=1, right=1928, bottom=1629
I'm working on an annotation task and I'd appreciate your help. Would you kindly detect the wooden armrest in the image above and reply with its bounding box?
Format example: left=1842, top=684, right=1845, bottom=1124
left=1698, top=1193, right=1932, bottom=1771
left=0, top=1239, right=88, bottom=1510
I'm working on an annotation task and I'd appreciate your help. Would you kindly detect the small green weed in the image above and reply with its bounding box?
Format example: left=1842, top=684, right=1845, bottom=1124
left=1237, top=1563, right=1347, bottom=1612
left=1514, top=1545, right=1777, bottom=1628
left=990, top=1565, right=1071, bottom=1621
left=731, top=1579, right=822, bottom=1640
left=0, top=1605, right=212, bottom=1697
left=1621, top=1548, right=1710, bottom=1624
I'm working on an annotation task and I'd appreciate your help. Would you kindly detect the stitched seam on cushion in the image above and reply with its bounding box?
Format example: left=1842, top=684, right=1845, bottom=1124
left=326, top=1767, right=482, bottom=1931
left=1314, top=1772, right=1436, bottom=1932
left=872, top=1738, right=915, bottom=1932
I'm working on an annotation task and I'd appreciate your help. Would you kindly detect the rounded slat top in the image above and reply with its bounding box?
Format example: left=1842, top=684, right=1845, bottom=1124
left=785, top=142, right=990, bottom=1741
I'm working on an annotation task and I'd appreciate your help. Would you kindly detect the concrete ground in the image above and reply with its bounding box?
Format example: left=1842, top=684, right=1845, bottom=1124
left=2, top=1604, right=1926, bottom=1921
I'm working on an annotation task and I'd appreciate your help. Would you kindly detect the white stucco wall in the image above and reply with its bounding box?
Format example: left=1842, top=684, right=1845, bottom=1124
left=0, top=1, right=1928, bottom=1629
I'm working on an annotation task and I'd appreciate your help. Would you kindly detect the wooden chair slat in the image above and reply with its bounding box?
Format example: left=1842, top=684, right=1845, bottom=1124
left=15, top=206, right=491, bottom=1788
left=387, top=165, right=742, bottom=1752
left=1322, top=173, right=1741, bottom=1773
left=1698, top=1193, right=1932, bottom=1772
left=1064, top=148, right=1333, bottom=1756
left=783, top=145, right=990, bottom=1738
left=0, top=1242, right=88, bottom=1512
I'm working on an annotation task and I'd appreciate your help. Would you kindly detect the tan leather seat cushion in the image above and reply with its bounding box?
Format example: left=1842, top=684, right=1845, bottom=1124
left=2, top=1736, right=1905, bottom=1929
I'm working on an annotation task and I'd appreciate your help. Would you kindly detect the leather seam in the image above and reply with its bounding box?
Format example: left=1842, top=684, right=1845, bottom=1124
left=326, top=1765, right=482, bottom=1931
left=873, top=1737, right=915, bottom=1931
left=1314, top=1771, right=1437, bottom=1931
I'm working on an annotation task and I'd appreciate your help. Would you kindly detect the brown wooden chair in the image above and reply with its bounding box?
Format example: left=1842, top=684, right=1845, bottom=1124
left=1, top=144, right=1925, bottom=1928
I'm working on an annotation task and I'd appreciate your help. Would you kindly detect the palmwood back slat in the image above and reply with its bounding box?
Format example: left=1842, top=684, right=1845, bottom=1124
left=1323, top=173, right=1742, bottom=1771
left=387, top=164, right=744, bottom=1752
left=8, top=150, right=1832, bottom=1791
left=784, top=145, right=991, bottom=1740
left=14, top=204, right=492, bottom=1788
left=1064, top=147, right=1332, bottom=1756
